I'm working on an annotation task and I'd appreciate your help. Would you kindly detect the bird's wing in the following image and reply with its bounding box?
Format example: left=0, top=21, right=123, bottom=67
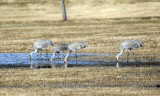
left=123, top=41, right=139, bottom=49
left=35, top=41, right=49, bottom=49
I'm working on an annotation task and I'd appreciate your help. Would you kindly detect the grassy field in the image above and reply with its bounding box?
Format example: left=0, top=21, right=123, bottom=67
left=0, top=0, right=160, bottom=60
left=0, top=67, right=160, bottom=96
left=0, top=0, right=160, bottom=96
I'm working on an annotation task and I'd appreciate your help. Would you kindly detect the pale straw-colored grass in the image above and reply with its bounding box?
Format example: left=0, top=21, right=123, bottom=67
left=0, top=67, right=160, bottom=96
left=0, top=18, right=160, bottom=60
left=0, top=1, right=160, bottom=95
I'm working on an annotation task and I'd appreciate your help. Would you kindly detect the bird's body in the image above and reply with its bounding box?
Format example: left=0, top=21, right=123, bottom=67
left=30, top=39, right=54, bottom=60
left=33, top=39, right=53, bottom=50
left=67, top=41, right=88, bottom=52
left=120, top=39, right=142, bottom=50
left=52, top=43, right=68, bottom=53
left=49, top=43, right=68, bottom=62
left=64, top=41, right=88, bottom=66
left=116, top=39, right=142, bottom=62
left=49, top=41, right=88, bottom=68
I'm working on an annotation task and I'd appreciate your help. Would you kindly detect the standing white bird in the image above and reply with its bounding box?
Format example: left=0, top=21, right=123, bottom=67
left=115, top=39, right=143, bottom=63
left=64, top=41, right=88, bottom=68
left=29, top=39, right=54, bottom=60
left=49, top=43, right=68, bottom=63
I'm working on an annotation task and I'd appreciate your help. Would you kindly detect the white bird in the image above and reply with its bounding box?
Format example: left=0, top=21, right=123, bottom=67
left=49, top=41, right=88, bottom=68
left=115, top=39, right=143, bottom=63
left=64, top=41, right=88, bottom=67
left=49, top=43, right=68, bottom=63
left=29, top=39, right=54, bottom=60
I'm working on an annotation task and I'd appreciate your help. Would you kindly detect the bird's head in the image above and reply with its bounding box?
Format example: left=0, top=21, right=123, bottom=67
left=49, top=59, right=52, bottom=63
left=64, top=60, right=66, bottom=64
left=115, top=58, right=117, bottom=61
left=115, top=56, right=119, bottom=62
left=115, top=58, right=119, bottom=63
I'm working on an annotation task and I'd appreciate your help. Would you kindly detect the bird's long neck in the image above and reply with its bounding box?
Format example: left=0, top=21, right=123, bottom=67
left=64, top=51, right=70, bottom=63
left=49, top=53, right=56, bottom=62
left=30, top=49, right=38, bottom=56
left=116, top=49, right=124, bottom=60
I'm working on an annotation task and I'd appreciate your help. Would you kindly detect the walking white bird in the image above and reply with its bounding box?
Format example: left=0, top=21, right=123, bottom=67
left=115, top=39, right=143, bottom=63
left=49, top=41, right=88, bottom=68
left=64, top=41, right=88, bottom=67
left=49, top=43, right=68, bottom=63
left=29, top=39, right=54, bottom=60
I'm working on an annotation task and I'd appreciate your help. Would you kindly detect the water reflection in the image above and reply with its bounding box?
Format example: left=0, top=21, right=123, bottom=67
left=30, top=59, right=54, bottom=68
left=0, top=53, right=159, bottom=68
left=116, top=62, right=120, bottom=68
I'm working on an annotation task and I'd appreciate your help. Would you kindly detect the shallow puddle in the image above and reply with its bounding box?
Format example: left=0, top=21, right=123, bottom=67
left=0, top=53, right=159, bottom=68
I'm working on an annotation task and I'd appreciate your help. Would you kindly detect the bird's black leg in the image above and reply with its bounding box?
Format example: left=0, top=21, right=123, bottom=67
left=74, top=53, right=77, bottom=58
left=74, top=52, right=77, bottom=67
left=57, top=53, right=60, bottom=63
left=132, top=52, right=137, bottom=62
left=29, top=55, right=33, bottom=68
left=45, top=50, right=49, bottom=61
left=62, top=53, right=65, bottom=59
left=29, top=55, right=31, bottom=62
left=40, top=50, right=42, bottom=60
left=127, top=50, right=129, bottom=63
left=60, top=52, right=64, bottom=61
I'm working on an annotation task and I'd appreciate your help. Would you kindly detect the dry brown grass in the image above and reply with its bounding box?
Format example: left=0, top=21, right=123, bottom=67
left=1, top=0, right=160, bottom=20
left=0, top=1, right=160, bottom=95
left=0, top=18, right=160, bottom=60
left=0, top=0, right=160, bottom=60
left=0, top=67, right=160, bottom=96
left=0, top=0, right=160, bottom=54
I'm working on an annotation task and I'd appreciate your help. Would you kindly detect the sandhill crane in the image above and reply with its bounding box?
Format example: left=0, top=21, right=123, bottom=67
left=29, top=39, right=54, bottom=61
left=49, top=43, right=68, bottom=63
left=115, top=39, right=143, bottom=63
left=64, top=41, right=88, bottom=68
left=49, top=41, right=88, bottom=68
